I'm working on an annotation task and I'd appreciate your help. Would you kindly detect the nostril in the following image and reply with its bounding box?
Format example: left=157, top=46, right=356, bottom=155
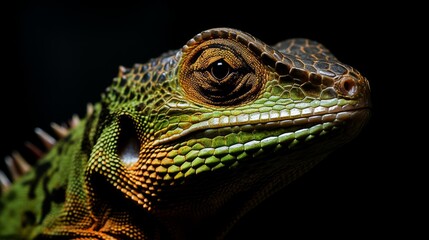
left=339, top=77, right=357, bottom=97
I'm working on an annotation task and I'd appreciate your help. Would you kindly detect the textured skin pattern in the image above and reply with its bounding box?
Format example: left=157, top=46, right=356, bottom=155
left=0, top=28, right=371, bottom=239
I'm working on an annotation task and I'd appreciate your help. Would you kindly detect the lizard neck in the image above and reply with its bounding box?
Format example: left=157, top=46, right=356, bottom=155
left=151, top=152, right=327, bottom=239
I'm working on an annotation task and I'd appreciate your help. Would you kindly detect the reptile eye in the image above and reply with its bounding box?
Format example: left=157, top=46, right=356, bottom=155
left=179, top=39, right=267, bottom=107
left=210, top=59, right=231, bottom=80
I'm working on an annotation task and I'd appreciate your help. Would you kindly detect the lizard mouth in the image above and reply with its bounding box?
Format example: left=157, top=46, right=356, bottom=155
left=115, top=105, right=370, bottom=166
left=153, top=104, right=370, bottom=146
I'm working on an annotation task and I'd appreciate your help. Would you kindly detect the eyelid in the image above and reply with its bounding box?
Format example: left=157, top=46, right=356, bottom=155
left=198, top=49, right=241, bottom=69
left=207, top=59, right=232, bottom=71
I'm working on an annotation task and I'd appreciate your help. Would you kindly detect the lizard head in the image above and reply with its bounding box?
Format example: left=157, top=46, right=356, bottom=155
left=87, top=28, right=371, bottom=222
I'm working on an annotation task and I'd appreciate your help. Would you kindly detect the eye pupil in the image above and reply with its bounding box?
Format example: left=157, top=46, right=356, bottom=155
left=211, top=59, right=230, bottom=80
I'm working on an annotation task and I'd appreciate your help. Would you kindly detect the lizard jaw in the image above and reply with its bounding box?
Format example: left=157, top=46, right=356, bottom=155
left=153, top=104, right=369, bottom=146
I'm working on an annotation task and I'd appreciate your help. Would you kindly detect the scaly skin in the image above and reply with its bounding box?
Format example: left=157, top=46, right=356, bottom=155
left=0, top=28, right=371, bottom=239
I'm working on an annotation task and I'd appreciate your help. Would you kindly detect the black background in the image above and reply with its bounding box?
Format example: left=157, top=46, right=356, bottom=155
left=0, top=1, right=419, bottom=238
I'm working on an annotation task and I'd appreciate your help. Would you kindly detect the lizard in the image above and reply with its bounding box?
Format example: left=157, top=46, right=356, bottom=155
left=0, top=27, right=371, bottom=239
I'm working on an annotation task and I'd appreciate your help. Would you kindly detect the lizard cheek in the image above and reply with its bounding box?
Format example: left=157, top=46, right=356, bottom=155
left=117, top=116, right=140, bottom=166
